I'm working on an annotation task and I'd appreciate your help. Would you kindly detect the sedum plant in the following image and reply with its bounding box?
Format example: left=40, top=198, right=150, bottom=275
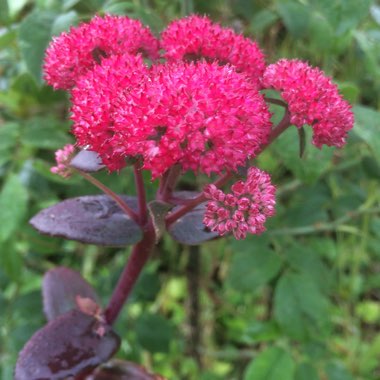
left=15, top=14, right=354, bottom=380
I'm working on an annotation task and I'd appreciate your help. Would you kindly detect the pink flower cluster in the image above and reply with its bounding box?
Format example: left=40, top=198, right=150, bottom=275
left=45, top=14, right=354, bottom=239
left=44, top=15, right=159, bottom=90
left=263, top=59, right=354, bottom=148
left=50, top=144, right=75, bottom=178
left=203, top=167, right=276, bottom=239
left=77, top=60, right=270, bottom=178
left=70, top=53, right=149, bottom=171
left=161, top=15, right=266, bottom=88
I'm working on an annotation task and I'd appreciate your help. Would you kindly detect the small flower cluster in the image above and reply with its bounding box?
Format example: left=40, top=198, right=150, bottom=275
left=203, top=168, right=276, bottom=239
left=44, top=14, right=354, bottom=239
left=263, top=59, right=354, bottom=148
left=50, top=144, right=75, bottom=178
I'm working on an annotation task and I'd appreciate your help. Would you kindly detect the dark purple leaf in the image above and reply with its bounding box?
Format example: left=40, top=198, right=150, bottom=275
left=70, top=150, right=105, bottom=173
left=147, top=201, right=172, bottom=242
left=88, top=360, right=167, bottom=380
left=168, top=202, right=219, bottom=245
left=43, top=267, right=100, bottom=321
left=15, top=309, right=120, bottom=380
left=30, top=195, right=142, bottom=246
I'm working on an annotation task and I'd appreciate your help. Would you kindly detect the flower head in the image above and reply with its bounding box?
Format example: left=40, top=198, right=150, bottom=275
left=70, top=53, right=149, bottom=171
left=51, top=144, right=75, bottom=178
left=44, top=14, right=159, bottom=90
left=263, top=59, right=354, bottom=148
left=203, top=167, right=276, bottom=240
left=115, top=61, right=272, bottom=178
left=161, top=15, right=266, bottom=88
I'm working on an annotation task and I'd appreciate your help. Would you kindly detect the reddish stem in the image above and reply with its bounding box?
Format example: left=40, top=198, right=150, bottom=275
left=105, top=222, right=155, bottom=325
left=165, top=172, right=232, bottom=226
left=134, top=164, right=148, bottom=225
left=157, top=165, right=181, bottom=202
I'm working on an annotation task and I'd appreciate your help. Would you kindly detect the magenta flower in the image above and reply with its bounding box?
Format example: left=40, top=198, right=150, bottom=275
left=161, top=15, right=266, bottom=89
left=115, top=61, right=272, bottom=178
left=51, top=144, right=75, bottom=178
left=44, top=14, right=159, bottom=90
left=203, top=167, right=276, bottom=240
left=263, top=59, right=354, bottom=148
left=70, top=53, right=149, bottom=172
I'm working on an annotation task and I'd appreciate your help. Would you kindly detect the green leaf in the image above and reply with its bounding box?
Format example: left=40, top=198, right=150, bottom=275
left=295, top=363, right=319, bottom=380
left=132, top=270, right=161, bottom=302
left=275, top=0, right=310, bottom=37
left=324, top=362, right=354, bottom=380
left=0, top=122, right=19, bottom=150
left=51, top=11, right=78, bottom=35
left=22, top=117, right=70, bottom=149
left=135, top=313, right=175, bottom=353
left=249, top=10, right=279, bottom=34
left=353, top=105, right=380, bottom=164
left=285, top=244, right=332, bottom=293
left=274, top=272, right=330, bottom=340
left=271, top=127, right=334, bottom=184
left=227, top=238, right=283, bottom=292
left=244, top=346, right=295, bottom=380
left=0, top=175, right=28, bottom=242
left=18, top=11, right=56, bottom=83
left=241, top=321, right=281, bottom=344
left=0, top=240, right=23, bottom=281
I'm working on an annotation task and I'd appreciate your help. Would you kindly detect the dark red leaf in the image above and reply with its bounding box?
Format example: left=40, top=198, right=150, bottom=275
left=15, top=310, right=120, bottom=380
left=70, top=150, right=105, bottom=173
left=88, top=360, right=167, bottom=380
left=43, top=267, right=100, bottom=321
left=30, top=195, right=142, bottom=246
left=168, top=202, right=219, bottom=245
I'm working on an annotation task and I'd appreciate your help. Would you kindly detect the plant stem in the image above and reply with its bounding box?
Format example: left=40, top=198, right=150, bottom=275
left=105, top=222, right=155, bottom=325
left=187, top=245, right=202, bottom=367
left=267, top=108, right=291, bottom=143
left=134, top=164, right=148, bottom=225
left=165, top=171, right=232, bottom=225
left=75, top=169, right=140, bottom=225
left=157, top=165, right=181, bottom=202
left=165, top=109, right=292, bottom=226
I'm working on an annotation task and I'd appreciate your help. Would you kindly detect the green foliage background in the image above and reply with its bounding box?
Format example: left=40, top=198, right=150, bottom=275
left=0, top=0, right=380, bottom=379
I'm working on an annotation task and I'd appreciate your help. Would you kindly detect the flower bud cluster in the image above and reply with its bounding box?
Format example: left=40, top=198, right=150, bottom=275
left=50, top=144, right=75, bottom=178
left=203, top=167, right=276, bottom=239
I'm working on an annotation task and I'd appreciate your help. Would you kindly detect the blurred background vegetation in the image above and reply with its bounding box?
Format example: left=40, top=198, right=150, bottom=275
left=0, top=0, right=380, bottom=379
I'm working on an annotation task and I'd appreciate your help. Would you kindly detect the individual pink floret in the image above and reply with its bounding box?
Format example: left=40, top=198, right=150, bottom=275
left=161, top=15, right=266, bottom=89
left=115, top=61, right=272, bottom=178
left=51, top=144, right=75, bottom=178
left=70, top=53, right=149, bottom=171
left=203, top=167, right=276, bottom=240
left=263, top=59, right=354, bottom=148
left=44, top=14, right=159, bottom=90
